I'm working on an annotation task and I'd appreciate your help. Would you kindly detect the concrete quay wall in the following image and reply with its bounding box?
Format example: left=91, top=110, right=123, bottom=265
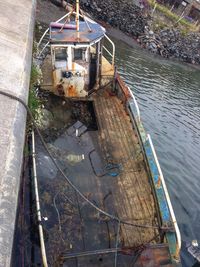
left=0, top=0, right=36, bottom=266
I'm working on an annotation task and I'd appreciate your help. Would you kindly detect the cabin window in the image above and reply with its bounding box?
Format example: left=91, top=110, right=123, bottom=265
left=55, top=48, right=67, bottom=61
left=73, top=48, right=85, bottom=61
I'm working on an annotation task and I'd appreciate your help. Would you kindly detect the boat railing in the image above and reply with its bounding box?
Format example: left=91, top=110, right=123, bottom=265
left=147, top=134, right=182, bottom=254
left=127, top=86, right=141, bottom=121
left=31, top=129, right=48, bottom=267
left=123, top=83, right=181, bottom=255
left=38, top=41, right=50, bottom=59
left=37, top=11, right=72, bottom=49
left=103, top=34, right=115, bottom=66
left=37, top=11, right=75, bottom=59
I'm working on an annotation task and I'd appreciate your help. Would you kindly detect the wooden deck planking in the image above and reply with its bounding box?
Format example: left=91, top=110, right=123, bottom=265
left=95, top=98, right=141, bottom=244
left=93, top=90, right=158, bottom=247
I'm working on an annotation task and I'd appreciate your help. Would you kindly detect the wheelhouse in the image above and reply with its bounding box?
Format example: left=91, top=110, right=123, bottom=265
left=49, top=14, right=114, bottom=97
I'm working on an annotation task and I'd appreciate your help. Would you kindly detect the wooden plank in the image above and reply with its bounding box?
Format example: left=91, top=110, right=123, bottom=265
left=92, top=91, right=159, bottom=247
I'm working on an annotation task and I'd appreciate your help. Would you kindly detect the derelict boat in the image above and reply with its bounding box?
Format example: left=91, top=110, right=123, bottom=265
left=33, top=1, right=182, bottom=266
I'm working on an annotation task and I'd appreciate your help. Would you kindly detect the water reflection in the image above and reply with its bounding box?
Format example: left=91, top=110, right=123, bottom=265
left=113, top=37, right=200, bottom=267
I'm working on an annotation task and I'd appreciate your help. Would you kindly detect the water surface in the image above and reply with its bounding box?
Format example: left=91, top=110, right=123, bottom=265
left=113, top=38, right=200, bottom=267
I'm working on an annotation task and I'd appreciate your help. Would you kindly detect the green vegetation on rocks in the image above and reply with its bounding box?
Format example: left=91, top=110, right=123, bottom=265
left=28, top=64, right=42, bottom=121
left=148, top=0, right=197, bottom=31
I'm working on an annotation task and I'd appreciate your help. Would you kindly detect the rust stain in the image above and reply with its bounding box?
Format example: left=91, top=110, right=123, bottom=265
left=156, top=176, right=162, bottom=189
left=72, top=62, right=75, bottom=71
left=120, top=246, right=173, bottom=266
left=116, top=74, right=131, bottom=100
left=68, top=85, right=78, bottom=97
left=138, top=246, right=173, bottom=266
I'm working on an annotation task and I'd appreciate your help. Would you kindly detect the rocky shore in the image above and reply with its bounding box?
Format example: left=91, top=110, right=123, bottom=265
left=70, top=0, right=200, bottom=65
left=138, top=27, right=200, bottom=64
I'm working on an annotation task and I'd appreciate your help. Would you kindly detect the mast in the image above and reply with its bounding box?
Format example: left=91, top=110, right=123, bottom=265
left=76, top=0, right=80, bottom=32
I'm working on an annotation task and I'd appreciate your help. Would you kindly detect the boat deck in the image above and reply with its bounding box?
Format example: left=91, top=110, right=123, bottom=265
left=92, top=89, right=158, bottom=246
left=34, top=87, right=173, bottom=266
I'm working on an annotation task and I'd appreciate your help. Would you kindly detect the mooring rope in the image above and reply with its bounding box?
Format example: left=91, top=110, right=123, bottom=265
left=0, top=90, right=173, bottom=232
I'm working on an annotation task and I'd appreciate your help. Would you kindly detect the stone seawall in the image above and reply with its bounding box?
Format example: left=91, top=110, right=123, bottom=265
left=138, top=27, right=200, bottom=64
left=0, top=0, right=36, bottom=266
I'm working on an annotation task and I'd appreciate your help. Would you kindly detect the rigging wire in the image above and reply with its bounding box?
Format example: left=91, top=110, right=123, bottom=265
left=53, top=192, right=62, bottom=233
left=114, top=220, right=120, bottom=267
left=130, top=249, right=143, bottom=267
left=0, top=90, right=171, bottom=232
left=61, top=233, right=160, bottom=261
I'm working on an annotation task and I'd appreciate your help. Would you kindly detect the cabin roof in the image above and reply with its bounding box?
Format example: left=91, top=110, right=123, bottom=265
left=49, top=18, right=105, bottom=44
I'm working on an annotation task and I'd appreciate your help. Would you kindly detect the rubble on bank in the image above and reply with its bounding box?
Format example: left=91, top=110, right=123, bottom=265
left=138, top=27, right=200, bottom=64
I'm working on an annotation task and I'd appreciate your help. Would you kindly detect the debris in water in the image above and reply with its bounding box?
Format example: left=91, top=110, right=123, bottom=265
left=47, top=143, right=85, bottom=165
left=186, top=240, right=200, bottom=262
left=66, top=154, right=85, bottom=164
left=192, top=240, right=199, bottom=247
left=37, top=152, right=57, bottom=179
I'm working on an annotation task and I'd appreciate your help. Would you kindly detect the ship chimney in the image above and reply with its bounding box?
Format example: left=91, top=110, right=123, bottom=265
left=76, top=0, right=80, bottom=32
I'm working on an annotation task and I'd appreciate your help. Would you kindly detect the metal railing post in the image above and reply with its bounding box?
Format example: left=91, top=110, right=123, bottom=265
left=127, top=86, right=141, bottom=121
left=104, top=34, right=115, bottom=66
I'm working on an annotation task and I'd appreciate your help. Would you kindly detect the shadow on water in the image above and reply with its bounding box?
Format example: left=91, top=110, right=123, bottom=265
left=112, top=36, right=200, bottom=267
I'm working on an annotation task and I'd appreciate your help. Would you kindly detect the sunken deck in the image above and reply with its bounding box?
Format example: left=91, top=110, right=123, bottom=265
left=34, top=88, right=174, bottom=266
left=92, top=90, right=158, bottom=245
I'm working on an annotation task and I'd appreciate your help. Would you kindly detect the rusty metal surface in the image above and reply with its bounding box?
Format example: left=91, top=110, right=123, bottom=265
left=50, top=20, right=105, bottom=44
left=115, top=74, right=131, bottom=104
left=135, top=245, right=173, bottom=267
left=61, top=245, right=173, bottom=266
left=53, top=69, right=87, bottom=97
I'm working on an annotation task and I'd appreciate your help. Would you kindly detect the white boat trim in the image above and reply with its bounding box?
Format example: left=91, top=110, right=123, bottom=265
left=37, top=11, right=72, bottom=48
left=127, top=86, right=141, bottom=121
left=32, top=129, right=48, bottom=267
left=147, top=133, right=182, bottom=255
left=104, top=34, right=115, bottom=66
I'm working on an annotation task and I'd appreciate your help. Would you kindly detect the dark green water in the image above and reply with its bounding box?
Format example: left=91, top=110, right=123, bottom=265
left=113, top=37, right=200, bottom=267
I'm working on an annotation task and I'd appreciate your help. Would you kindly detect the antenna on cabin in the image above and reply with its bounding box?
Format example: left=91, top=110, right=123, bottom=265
left=76, top=0, right=80, bottom=32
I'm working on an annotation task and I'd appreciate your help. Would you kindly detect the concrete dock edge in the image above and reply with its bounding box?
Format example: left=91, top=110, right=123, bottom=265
left=0, top=0, right=36, bottom=266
